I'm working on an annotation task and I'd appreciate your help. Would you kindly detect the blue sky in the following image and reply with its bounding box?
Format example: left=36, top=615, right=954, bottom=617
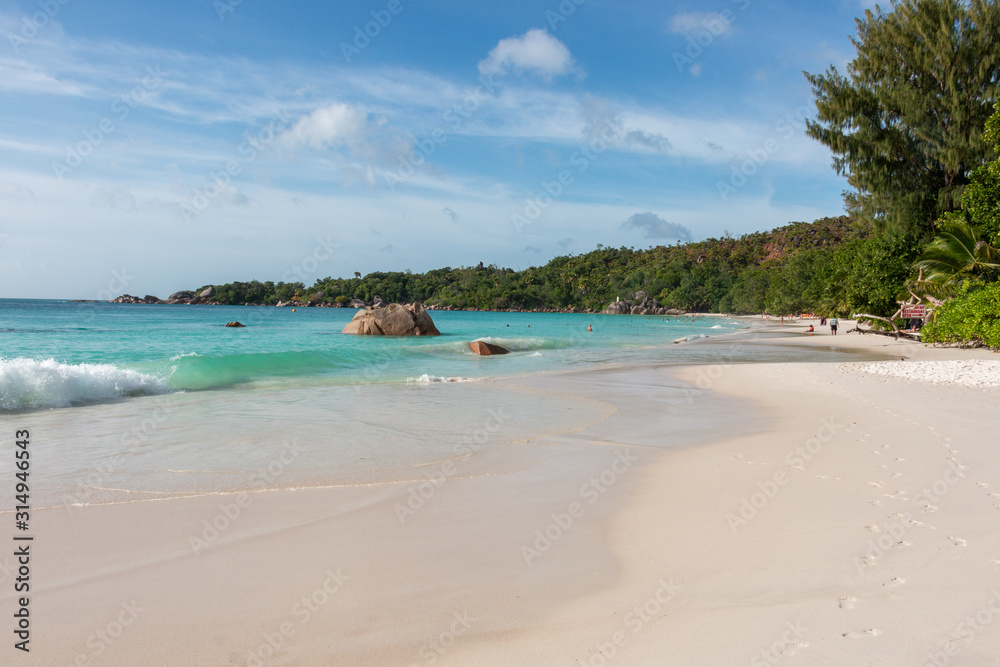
left=0, top=0, right=878, bottom=298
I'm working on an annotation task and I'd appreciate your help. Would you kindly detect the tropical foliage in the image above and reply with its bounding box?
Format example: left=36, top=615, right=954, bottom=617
left=912, top=215, right=1000, bottom=295
left=921, top=282, right=1000, bottom=348
left=805, top=0, right=1000, bottom=238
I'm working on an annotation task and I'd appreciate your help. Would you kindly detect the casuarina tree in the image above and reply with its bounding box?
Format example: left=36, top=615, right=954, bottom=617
left=805, top=0, right=1000, bottom=239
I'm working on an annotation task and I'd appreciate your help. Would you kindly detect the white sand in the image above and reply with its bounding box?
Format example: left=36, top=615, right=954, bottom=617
left=6, top=322, right=1000, bottom=665
left=841, top=359, right=1000, bottom=388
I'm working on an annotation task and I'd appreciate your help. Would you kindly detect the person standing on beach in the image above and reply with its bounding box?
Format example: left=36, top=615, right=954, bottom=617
left=830, top=317, right=839, bottom=335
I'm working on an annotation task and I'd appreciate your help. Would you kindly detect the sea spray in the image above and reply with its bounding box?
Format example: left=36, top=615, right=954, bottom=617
left=0, top=358, right=170, bottom=410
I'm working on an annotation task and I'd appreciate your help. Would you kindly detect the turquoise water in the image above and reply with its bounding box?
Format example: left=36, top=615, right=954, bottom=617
left=0, top=299, right=748, bottom=410
left=1, top=299, right=765, bottom=509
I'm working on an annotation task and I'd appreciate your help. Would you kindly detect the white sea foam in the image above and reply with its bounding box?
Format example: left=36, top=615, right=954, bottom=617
left=409, top=374, right=475, bottom=384
left=529, top=352, right=543, bottom=357
left=840, top=360, right=1000, bottom=388
left=0, top=358, right=171, bottom=410
left=711, top=325, right=724, bottom=329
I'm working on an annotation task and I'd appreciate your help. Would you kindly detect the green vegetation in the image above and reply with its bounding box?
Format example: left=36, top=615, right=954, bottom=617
left=197, top=216, right=880, bottom=316
left=921, top=282, right=1000, bottom=348
left=805, top=0, right=1000, bottom=238
left=913, top=215, right=1000, bottom=295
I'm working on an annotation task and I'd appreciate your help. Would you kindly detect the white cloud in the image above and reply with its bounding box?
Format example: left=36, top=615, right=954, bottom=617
left=669, top=11, right=734, bottom=38
left=278, top=102, right=415, bottom=176
left=0, top=59, right=92, bottom=96
left=280, top=103, right=368, bottom=150
left=478, top=29, right=578, bottom=81
left=579, top=95, right=672, bottom=154
left=620, top=212, right=693, bottom=242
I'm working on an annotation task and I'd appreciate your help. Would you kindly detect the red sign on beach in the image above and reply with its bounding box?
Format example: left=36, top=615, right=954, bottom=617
left=901, top=305, right=927, bottom=319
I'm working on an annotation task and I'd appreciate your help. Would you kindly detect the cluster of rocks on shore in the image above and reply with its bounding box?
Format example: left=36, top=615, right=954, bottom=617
left=110, top=287, right=218, bottom=305
left=602, top=290, right=686, bottom=316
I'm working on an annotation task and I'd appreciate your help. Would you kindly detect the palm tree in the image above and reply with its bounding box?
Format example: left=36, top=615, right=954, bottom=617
left=912, top=214, right=1000, bottom=296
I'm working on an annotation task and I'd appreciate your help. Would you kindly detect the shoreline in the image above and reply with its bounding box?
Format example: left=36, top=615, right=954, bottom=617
left=6, top=325, right=999, bottom=664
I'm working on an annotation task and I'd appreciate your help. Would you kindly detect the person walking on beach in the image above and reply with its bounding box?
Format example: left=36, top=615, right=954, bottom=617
left=830, top=317, right=839, bottom=335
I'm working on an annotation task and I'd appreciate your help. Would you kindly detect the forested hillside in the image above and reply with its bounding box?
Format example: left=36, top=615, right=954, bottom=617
left=198, top=215, right=897, bottom=316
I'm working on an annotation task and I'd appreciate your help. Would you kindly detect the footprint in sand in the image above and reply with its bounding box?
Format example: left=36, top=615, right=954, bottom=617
left=977, top=482, right=990, bottom=488
left=895, top=457, right=906, bottom=462
left=890, top=472, right=903, bottom=478
left=879, top=465, right=890, bottom=470
left=988, top=493, right=1000, bottom=498
left=883, top=577, right=906, bottom=587
left=871, top=451, right=882, bottom=456
left=780, top=641, right=808, bottom=656
left=866, top=525, right=879, bottom=533
left=950, top=537, right=967, bottom=547
left=839, top=596, right=856, bottom=609
left=867, top=481, right=884, bottom=488
left=870, top=500, right=882, bottom=507
left=843, top=629, right=881, bottom=638
left=922, top=504, right=939, bottom=513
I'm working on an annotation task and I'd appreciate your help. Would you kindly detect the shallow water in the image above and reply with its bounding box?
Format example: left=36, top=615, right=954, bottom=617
left=0, top=300, right=868, bottom=509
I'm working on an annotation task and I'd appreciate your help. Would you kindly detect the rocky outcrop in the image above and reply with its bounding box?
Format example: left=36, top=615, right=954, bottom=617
left=469, top=341, right=509, bottom=356
left=341, top=302, right=441, bottom=336
left=110, top=294, right=163, bottom=304
left=372, top=295, right=387, bottom=309
left=166, top=291, right=195, bottom=304
left=225, top=321, right=245, bottom=328
left=604, top=300, right=628, bottom=315
left=603, top=290, right=682, bottom=316
left=347, top=298, right=367, bottom=309
left=199, top=286, right=216, bottom=298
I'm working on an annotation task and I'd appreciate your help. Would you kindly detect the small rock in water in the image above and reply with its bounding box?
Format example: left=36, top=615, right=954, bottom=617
left=225, top=321, right=246, bottom=328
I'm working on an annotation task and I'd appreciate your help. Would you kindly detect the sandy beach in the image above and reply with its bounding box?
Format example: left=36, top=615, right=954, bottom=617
left=11, top=323, right=1000, bottom=666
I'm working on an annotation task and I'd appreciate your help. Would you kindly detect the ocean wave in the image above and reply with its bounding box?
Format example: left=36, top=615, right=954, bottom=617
left=409, top=374, right=476, bottom=384
left=159, top=350, right=355, bottom=390
left=0, top=358, right=171, bottom=411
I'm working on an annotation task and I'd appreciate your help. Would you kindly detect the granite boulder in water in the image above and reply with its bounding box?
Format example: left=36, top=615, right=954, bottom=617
left=468, top=341, right=509, bottom=356
left=341, top=302, right=440, bottom=336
